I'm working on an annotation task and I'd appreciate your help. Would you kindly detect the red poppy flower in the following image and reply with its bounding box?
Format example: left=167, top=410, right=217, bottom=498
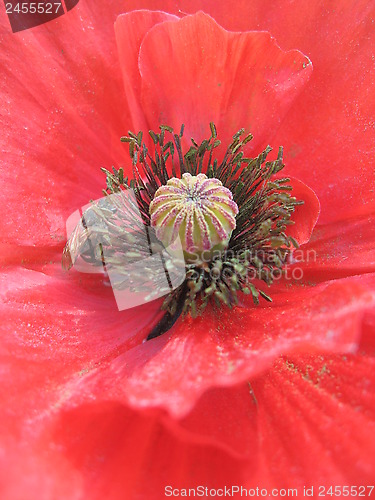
left=1, top=1, right=375, bottom=499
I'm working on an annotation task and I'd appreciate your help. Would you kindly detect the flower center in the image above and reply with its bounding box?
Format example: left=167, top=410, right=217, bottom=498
left=63, top=123, right=304, bottom=340
left=149, top=173, right=238, bottom=262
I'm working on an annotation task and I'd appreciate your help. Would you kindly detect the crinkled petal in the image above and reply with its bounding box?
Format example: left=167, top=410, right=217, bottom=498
left=2, top=401, right=249, bottom=500
left=0, top=264, right=162, bottom=433
left=1, top=263, right=373, bottom=419
left=51, top=274, right=375, bottom=417
left=2, top=347, right=375, bottom=498
left=121, top=0, right=375, bottom=223
left=297, top=209, right=375, bottom=282
left=165, top=384, right=259, bottom=459
left=251, top=347, right=375, bottom=485
left=136, top=12, right=312, bottom=153
left=114, top=10, right=178, bottom=133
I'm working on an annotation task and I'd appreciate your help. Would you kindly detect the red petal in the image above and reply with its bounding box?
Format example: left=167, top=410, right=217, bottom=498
left=114, top=10, right=178, bottom=134
left=0, top=265, right=162, bottom=432
left=0, top=3, right=133, bottom=253
left=252, top=351, right=375, bottom=485
left=0, top=441, right=82, bottom=500
left=285, top=177, right=320, bottom=245
left=136, top=12, right=312, bottom=153
left=121, top=1, right=375, bottom=223
left=114, top=0, right=265, bottom=32
left=63, top=275, right=374, bottom=417
left=359, top=309, right=375, bottom=352
left=40, top=402, right=249, bottom=498
left=2, top=263, right=373, bottom=420
left=3, top=350, right=375, bottom=497
left=265, top=0, right=375, bottom=225
left=298, top=209, right=375, bottom=282
left=168, top=384, right=259, bottom=459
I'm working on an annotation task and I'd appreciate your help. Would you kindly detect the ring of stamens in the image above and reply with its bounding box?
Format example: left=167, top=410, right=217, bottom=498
left=63, top=123, right=303, bottom=339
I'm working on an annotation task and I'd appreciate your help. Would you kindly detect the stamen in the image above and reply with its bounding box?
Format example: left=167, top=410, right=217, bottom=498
left=64, top=123, right=305, bottom=340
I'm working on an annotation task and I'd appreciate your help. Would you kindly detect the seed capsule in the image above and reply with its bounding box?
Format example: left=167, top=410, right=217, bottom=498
left=149, top=173, right=238, bottom=262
